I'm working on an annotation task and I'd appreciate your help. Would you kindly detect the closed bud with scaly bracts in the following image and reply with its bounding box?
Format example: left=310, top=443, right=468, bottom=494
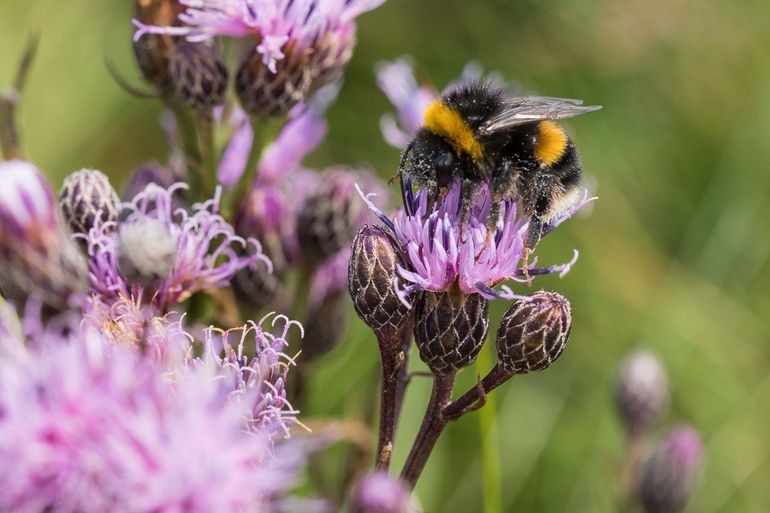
left=0, top=161, right=89, bottom=311
left=132, top=0, right=185, bottom=95
left=133, top=1, right=385, bottom=119
left=639, top=426, right=703, bottom=513
left=302, top=290, right=348, bottom=362
left=348, top=225, right=412, bottom=341
left=122, top=162, right=177, bottom=201
left=232, top=249, right=282, bottom=312
left=495, top=291, right=571, bottom=375
left=414, top=287, right=489, bottom=374
left=616, top=350, right=669, bottom=436
left=297, top=169, right=361, bottom=263
left=235, top=32, right=352, bottom=118
left=170, top=39, right=228, bottom=111
left=59, top=169, right=121, bottom=235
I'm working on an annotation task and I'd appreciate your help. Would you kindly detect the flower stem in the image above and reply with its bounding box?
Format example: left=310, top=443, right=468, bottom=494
left=477, top=347, right=502, bottom=513
left=374, top=333, right=406, bottom=470
left=442, top=364, right=511, bottom=420
left=400, top=370, right=457, bottom=489
left=617, top=432, right=645, bottom=513
left=195, top=112, right=216, bottom=197
left=0, top=34, right=38, bottom=160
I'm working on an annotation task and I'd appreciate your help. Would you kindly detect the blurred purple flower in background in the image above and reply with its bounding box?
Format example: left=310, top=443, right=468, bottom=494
left=0, top=305, right=304, bottom=513
left=201, top=314, right=300, bottom=441
left=376, top=58, right=435, bottom=148
left=639, top=426, right=704, bottom=513
left=0, top=160, right=89, bottom=311
left=87, top=183, right=268, bottom=310
left=350, top=472, right=414, bottom=513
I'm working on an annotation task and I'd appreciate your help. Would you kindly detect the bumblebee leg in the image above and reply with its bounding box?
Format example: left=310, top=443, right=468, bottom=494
left=459, top=178, right=477, bottom=242
left=521, top=217, right=543, bottom=285
left=475, top=200, right=501, bottom=258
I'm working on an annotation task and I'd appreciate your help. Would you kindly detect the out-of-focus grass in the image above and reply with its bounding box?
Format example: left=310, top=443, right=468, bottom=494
left=2, top=1, right=769, bottom=512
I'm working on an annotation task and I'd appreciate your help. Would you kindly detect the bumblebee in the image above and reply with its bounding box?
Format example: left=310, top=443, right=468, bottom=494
left=399, top=80, right=601, bottom=249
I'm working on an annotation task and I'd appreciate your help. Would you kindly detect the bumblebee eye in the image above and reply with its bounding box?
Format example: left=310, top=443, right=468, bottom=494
left=434, top=150, right=455, bottom=170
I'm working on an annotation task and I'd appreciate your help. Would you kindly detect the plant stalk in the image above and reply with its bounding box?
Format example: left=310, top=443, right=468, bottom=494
left=400, top=370, right=457, bottom=488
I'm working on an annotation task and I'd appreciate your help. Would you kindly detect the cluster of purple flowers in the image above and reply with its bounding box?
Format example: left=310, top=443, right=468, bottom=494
left=0, top=0, right=705, bottom=511
left=0, top=303, right=301, bottom=513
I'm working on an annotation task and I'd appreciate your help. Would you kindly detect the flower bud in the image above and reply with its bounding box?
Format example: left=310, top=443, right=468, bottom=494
left=132, top=0, right=184, bottom=94
left=235, top=183, right=289, bottom=255
left=235, top=34, right=352, bottom=118
left=302, top=291, right=348, bottom=361
left=414, top=288, right=489, bottom=374
left=639, top=426, right=703, bottom=513
left=231, top=253, right=282, bottom=311
left=297, top=170, right=361, bottom=263
left=348, top=226, right=411, bottom=340
left=169, top=39, right=228, bottom=111
left=616, top=350, right=669, bottom=436
left=495, top=291, right=571, bottom=375
left=122, top=162, right=176, bottom=201
left=0, top=161, right=89, bottom=310
left=350, top=472, right=414, bottom=513
left=59, top=169, right=121, bottom=235
left=117, top=218, right=177, bottom=287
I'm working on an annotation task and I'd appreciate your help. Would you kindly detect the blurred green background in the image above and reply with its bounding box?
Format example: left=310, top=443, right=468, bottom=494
left=2, top=1, right=769, bottom=512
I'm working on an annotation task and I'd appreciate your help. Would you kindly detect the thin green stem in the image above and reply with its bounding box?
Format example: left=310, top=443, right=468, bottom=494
left=1, top=34, right=38, bottom=160
left=223, top=116, right=284, bottom=218
left=169, top=102, right=205, bottom=199
left=477, top=346, right=502, bottom=513
left=195, top=112, right=216, bottom=197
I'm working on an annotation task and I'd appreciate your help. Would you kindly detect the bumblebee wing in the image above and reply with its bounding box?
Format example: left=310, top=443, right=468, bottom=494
left=480, top=96, right=602, bottom=135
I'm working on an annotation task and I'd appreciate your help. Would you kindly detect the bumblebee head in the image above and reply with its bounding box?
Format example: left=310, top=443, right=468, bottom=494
left=401, top=129, right=466, bottom=190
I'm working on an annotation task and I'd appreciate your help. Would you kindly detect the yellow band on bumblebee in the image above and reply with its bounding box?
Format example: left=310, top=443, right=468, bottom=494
left=424, top=100, right=485, bottom=161
left=535, top=120, right=568, bottom=166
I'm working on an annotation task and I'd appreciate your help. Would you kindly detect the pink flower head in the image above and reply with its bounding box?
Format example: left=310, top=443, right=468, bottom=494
left=85, top=183, right=269, bottom=310
left=376, top=58, right=435, bottom=148
left=201, top=314, right=301, bottom=441
left=0, top=314, right=301, bottom=513
left=134, top=0, right=387, bottom=74
left=0, top=161, right=89, bottom=310
left=359, top=178, right=588, bottom=307
left=350, top=472, right=414, bottom=513
left=0, top=160, right=59, bottom=239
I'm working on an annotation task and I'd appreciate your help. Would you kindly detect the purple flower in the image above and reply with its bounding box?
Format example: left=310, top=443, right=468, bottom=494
left=616, top=350, right=669, bottom=435
left=0, top=311, right=302, bottom=513
left=376, top=58, right=435, bottom=148
left=86, top=183, right=268, bottom=310
left=309, top=245, right=351, bottom=306
left=201, top=314, right=301, bottom=441
left=83, top=294, right=191, bottom=363
left=237, top=169, right=321, bottom=267
left=360, top=179, right=587, bottom=306
left=0, top=160, right=89, bottom=310
left=639, top=426, right=704, bottom=513
left=350, top=472, right=414, bottom=513
left=0, top=160, right=59, bottom=236
left=217, top=107, right=254, bottom=189
left=219, top=80, right=338, bottom=190
left=133, top=0, right=386, bottom=74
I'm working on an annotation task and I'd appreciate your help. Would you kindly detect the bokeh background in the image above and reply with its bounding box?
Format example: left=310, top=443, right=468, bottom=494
left=2, top=1, right=769, bottom=512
